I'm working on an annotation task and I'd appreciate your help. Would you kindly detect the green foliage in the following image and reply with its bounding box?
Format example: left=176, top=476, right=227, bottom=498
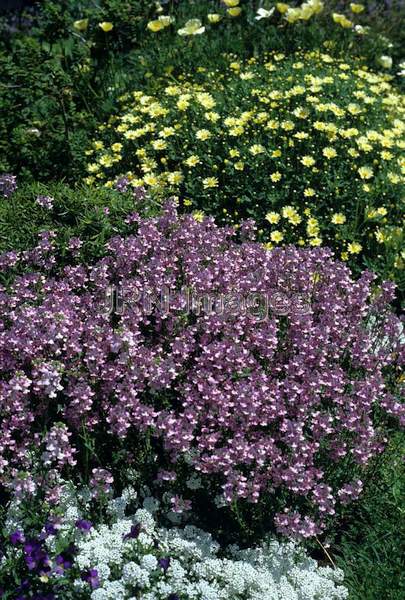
left=334, top=434, right=405, bottom=600
left=0, top=0, right=403, bottom=183
left=0, top=181, right=159, bottom=270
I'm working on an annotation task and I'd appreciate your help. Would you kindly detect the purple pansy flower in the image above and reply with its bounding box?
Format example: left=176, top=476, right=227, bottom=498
left=81, top=568, right=100, bottom=589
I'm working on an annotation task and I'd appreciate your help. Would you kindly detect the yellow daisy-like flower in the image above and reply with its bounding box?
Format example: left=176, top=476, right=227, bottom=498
left=167, top=171, right=184, bottom=185
left=144, top=174, right=159, bottom=186
left=184, top=155, right=200, bottom=167
left=203, top=177, right=219, bottom=189
left=272, top=149, right=282, bottom=158
left=73, top=19, right=88, bottom=31
left=304, top=188, right=316, bottom=197
left=331, top=213, right=346, bottom=224
left=358, top=166, right=373, bottom=179
left=270, top=171, right=282, bottom=182
left=309, top=237, right=322, bottom=247
left=152, top=140, right=167, bottom=151
left=193, top=211, right=205, bottom=222
left=348, top=242, right=362, bottom=254
left=350, top=3, right=364, bottom=13
left=265, top=212, right=281, bottom=224
left=270, top=230, right=284, bottom=243
left=234, top=161, right=245, bottom=171
left=301, top=156, right=316, bottom=167
left=196, top=129, right=212, bottom=141
left=322, top=147, right=337, bottom=159
left=223, top=0, right=240, bottom=6
left=99, top=22, right=114, bottom=32
left=249, top=144, right=266, bottom=156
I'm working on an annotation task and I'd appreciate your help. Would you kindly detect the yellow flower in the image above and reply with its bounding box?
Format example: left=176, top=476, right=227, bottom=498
left=341, top=251, right=349, bottom=261
left=270, top=171, right=282, bottom=182
left=144, top=174, right=159, bottom=186
left=234, top=161, right=245, bottom=170
left=272, top=149, right=282, bottom=158
left=184, top=155, right=200, bottom=167
left=285, top=8, right=301, bottom=23
left=99, top=22, right=113, bottom=32
left=377, top=207, right=388, bottom=216
left=309, top=237, right=322, bottom=247
left=301, top=155, right=316, bottom=167
left=203, top=177, right=219, bottom=189
left=208, top=13, right=222, bottom=23
left=193, top=211, right=205, bottom=222
left=332, top=13, right=353, bottom=28
left=358, top=166, right=373, bottom=179
left=276, top=3, right=290, bottom=14
left=73, top=19, right=88, bottom=31
left=196, top=129, right=211, bottom=141
left=229, top=149, right=240, bottom=158
left=282, top=206, right=301, bottom=225
left=270, top=230, right=284, bottom=243
left=167, top=171, right=184, bottom=185
left=223, top=0, right=240, bottom=6
left=265, top=212, right=281, bottom=224
left=228, top=7, right=242, bottom=17
left=249, top=144, right=266, bottom=155
left=322, top=147, right=337, bottom=159
left=348, top=242, right=362, bottom=254
left=178, top=19, right=205, bottom=36
left=350, top=3, right=364, bottom=13
left=152, top=140, right=167, bottom=151
left=304, top=188, right=316, bottom=197
left=111, top=142, right=123, bottom=152
left=331, top=213, right=346, bottom=224
left=147, top=20, right=166, bottom=32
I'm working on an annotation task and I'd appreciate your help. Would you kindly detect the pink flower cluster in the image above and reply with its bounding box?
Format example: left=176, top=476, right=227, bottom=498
left=0, top=203, right=403, bottom=536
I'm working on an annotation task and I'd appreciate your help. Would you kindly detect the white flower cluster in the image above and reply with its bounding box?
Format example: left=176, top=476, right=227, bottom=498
left=73, top=492, right=348, bottom=600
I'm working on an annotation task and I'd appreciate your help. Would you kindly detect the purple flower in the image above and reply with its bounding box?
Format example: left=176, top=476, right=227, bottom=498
left=158, top=556, right=171, bottom=573
left=10, top=530, right=25, bottom=545
left=35, top=195, right=54, bottom=210
left=75, top=519, right=93, bottom=532
left=0, top=203, right=403, bottom=537
left=115, top=176, right=130, bottom=193
left=123, top=522, right=141, bottom=541
left=0, top=173, right=17, bottom=198
left=81, top=568, right=100, bottom=589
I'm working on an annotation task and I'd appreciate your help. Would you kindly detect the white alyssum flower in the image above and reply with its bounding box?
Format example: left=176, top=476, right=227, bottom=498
left=71, top=493, right=348, bottom=600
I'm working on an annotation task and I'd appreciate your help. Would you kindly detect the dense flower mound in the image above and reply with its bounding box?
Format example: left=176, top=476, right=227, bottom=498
left=0, top=204, right=403, bottom=537
left=74, top=491, right=348, bottom=600
left=85, top=50, right=405, bottom=281
left=1, top=483, right=348, bottom=599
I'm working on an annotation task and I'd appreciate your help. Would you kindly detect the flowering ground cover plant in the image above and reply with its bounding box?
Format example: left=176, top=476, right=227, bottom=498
left=0, top=483, right=349, bottom=599
left=85, top=50, right=405, bottom=289
left=0, top=204, right=403, bottom=545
